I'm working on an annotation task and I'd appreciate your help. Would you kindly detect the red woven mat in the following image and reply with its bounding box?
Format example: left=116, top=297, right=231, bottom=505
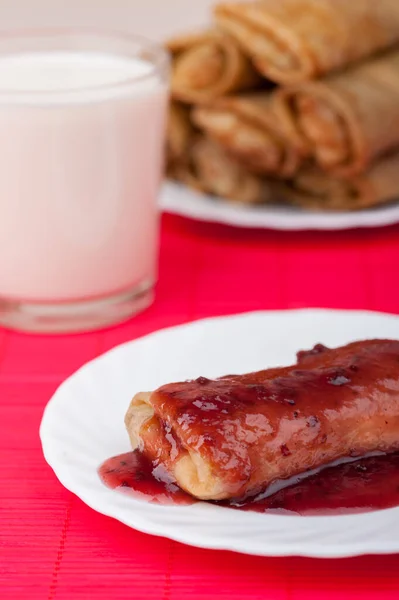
left=2, top=214, right=399, bottom=599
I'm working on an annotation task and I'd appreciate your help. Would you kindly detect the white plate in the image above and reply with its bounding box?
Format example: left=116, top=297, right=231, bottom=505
left=161, top=182, right=399, bottom=231
left=40, top=309, right=399, bottom=558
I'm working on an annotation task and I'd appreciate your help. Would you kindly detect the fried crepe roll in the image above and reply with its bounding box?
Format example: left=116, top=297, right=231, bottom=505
left=214, top=0, right=399, bottom=85
left=279, top=50, right=399, bottom=177
left=275, top=152, right=399, bottom=211
left=166, top=102, right=193, bottom=172
left=167, top=30, right=261, bottom=104
left=192, top=92, right=306, bottom=177
left=125, top=339, right=399, bottom=501
left=173, top=137, right=272, bottom=204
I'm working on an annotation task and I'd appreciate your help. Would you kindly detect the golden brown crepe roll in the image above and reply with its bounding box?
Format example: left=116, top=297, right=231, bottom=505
left=125, top=340, right=399, bottom=501
left=279, top=50, right=399, bottom=177
left=167, top=30, right=261, bottom=104
left=275, top=152, right=399, bottom=211
left=215, top=0, right=399, bottom=85
left=192, top=92, right=307, bottom=177
left=166, top=102, right=194, bottom=172
left=173, top=137, right=272, bottom=204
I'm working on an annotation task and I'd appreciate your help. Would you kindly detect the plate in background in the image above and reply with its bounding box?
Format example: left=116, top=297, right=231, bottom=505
left=41, top=309, right=399, bottom=557
left=161, top=182, right=399, bottom=231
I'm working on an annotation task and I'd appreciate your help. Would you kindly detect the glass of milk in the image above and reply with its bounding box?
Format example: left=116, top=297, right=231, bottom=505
left=0, top=30, right=169, bottom=333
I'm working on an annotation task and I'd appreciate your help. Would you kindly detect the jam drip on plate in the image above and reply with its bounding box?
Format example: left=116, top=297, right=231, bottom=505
left=99, top=450, right=399, bottom=515
left=99, top=451, right=194, bottom=505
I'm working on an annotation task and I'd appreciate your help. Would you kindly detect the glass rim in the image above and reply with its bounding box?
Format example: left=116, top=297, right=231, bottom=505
left=0, top=27, right=170, bottom=98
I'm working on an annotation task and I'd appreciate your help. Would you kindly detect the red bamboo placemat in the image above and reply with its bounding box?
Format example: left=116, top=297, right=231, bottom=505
left=2, top=214, right=399, bottom=599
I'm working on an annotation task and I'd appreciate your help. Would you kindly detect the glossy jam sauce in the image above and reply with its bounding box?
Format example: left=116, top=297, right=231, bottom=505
left=231, top=453, right=399, bottom=515
left=99, top=451, right=399, bottom=515
left=99, top=451, right=194, bottom=505
left=145, top=340, right=399, bottom=494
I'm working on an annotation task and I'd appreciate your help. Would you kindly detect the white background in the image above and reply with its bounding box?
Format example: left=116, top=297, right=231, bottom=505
left=0, top=0, right=216, bottom=40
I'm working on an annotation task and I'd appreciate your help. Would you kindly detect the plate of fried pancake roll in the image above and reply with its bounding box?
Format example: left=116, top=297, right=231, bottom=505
left=161, top=0, right=399, bottom=229
left=41, top=309, right=399, bottom=557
